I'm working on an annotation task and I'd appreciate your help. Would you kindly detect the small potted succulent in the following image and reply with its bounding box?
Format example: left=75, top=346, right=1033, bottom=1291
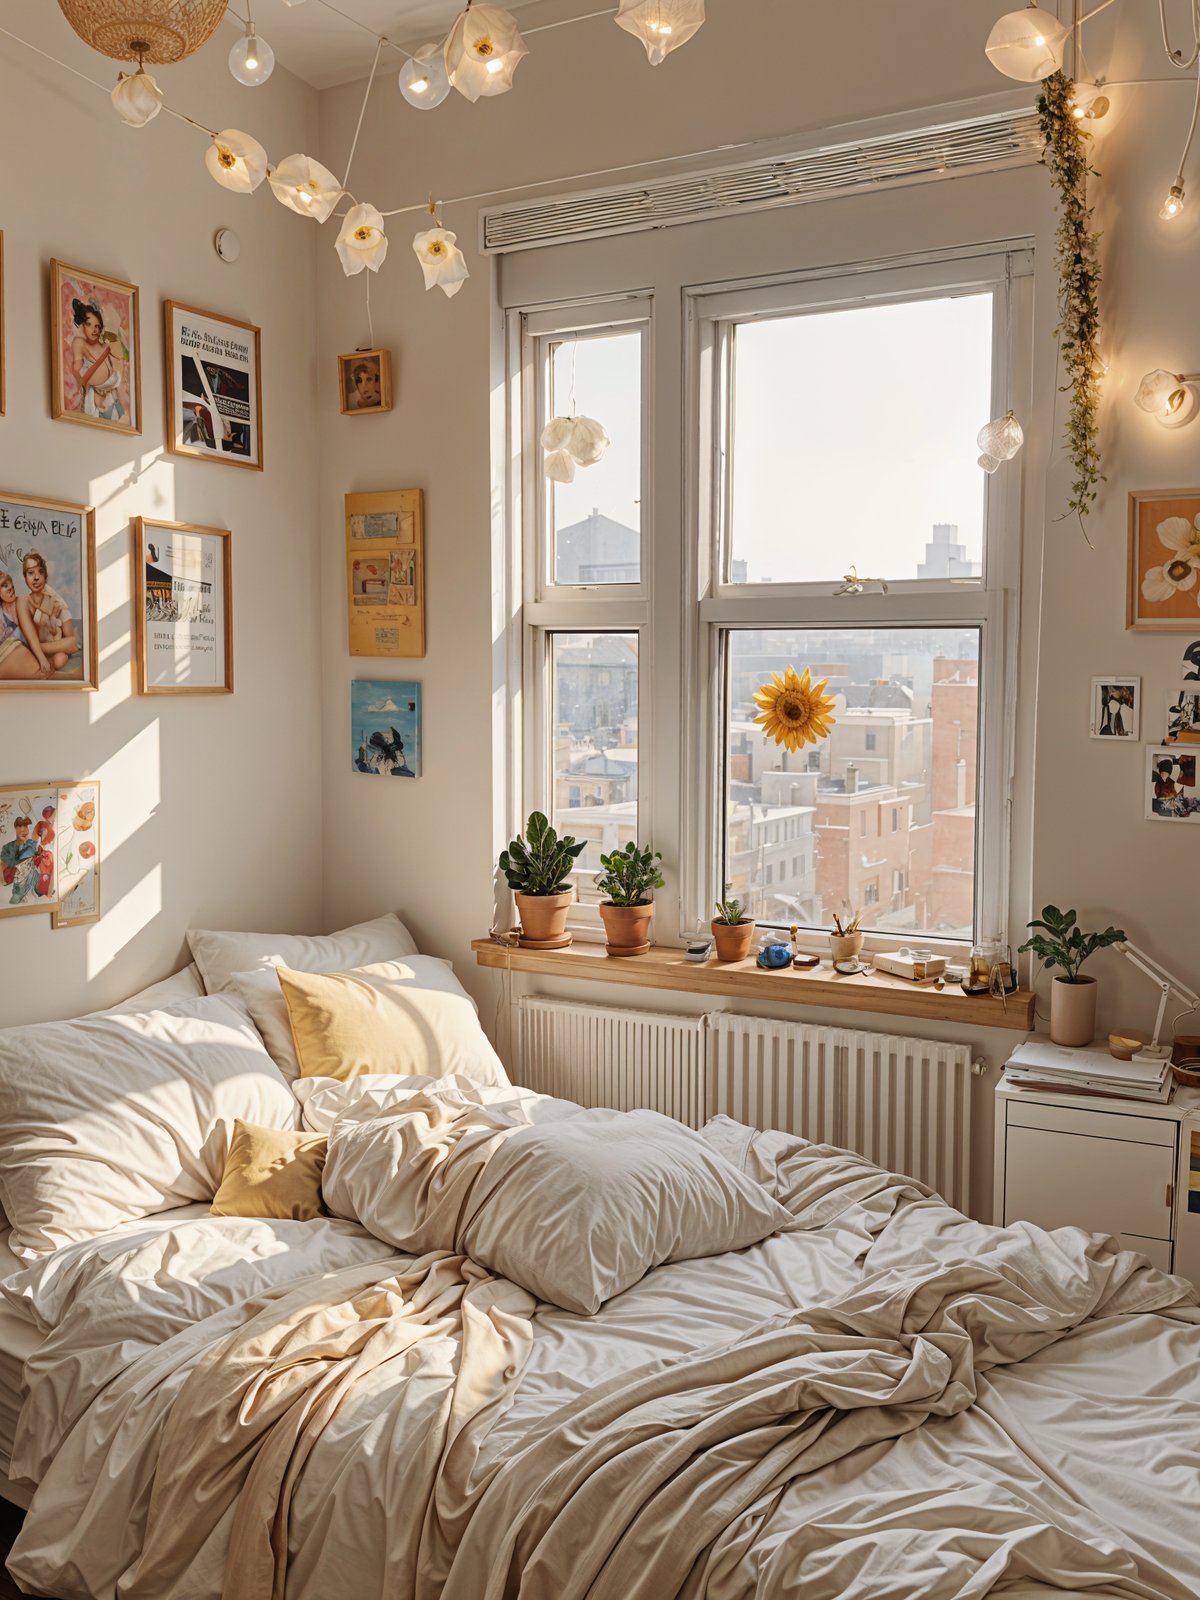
left=594, top=841, right=665, bottom=957
left=1019, top=904, right=1126, bottom=1047
left=499, top=811, right=586, bottom=949
left=712, top=884, right=756, bottom=963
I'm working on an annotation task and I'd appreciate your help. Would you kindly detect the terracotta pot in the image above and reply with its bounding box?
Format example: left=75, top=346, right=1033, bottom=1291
left=830, top=932, right=865, bottom=963
left=711, top=918, right=755, bottom=962
left=1050, top=975, right=1097, bottom=1047
left=515, top=891, right=573, bottom=949
left=600, top=901, right=654, bottom=957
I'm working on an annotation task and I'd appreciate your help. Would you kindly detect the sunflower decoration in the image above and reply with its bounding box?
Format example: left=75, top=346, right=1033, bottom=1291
left=753, top=665, right=837, bottom=753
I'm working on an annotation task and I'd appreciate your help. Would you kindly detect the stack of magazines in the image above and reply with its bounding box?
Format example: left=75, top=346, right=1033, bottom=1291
left=1004, top=1038, right=1172, bottom=1102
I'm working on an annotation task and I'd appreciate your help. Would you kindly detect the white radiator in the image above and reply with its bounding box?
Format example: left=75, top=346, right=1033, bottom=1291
left=516, top=998, right=974, bottom=1213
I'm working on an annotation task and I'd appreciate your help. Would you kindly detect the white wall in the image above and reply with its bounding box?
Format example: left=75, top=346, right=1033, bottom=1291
left=0, top=7, right=323, bottom=1024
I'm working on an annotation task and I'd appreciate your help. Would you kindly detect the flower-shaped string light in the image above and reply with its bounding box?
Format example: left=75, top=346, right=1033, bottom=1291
left=753, top=666, right=838, bottom=753
left=540, top=415, right=611, bottom=482
left=984, top=5, right=1070, bottom=81
left=268, top=153, right=343, bottom=221
left=444, top=4, right=528, bottom=101
left=412, top=214, right=471, bottom=297
left=400, top=42, right=452, bottom=108
left=206, top=129, right=269, bottom=193
left=111, top=68, right=163, bottom=126
left=336, top=203, right=389, bottom=276
left=1134, top=368, right=1199, bottom=429
left=614, top=0, right=706, bottom=65
left=1142, top=515, right=1200, bottom=606
left=976, top=409, right=1026, bottom=473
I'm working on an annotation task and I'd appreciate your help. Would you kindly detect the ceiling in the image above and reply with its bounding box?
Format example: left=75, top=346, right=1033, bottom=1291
left=231, top=0, right=544, bottom=91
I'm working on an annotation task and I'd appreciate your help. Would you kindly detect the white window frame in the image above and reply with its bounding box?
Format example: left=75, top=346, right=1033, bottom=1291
left=680, top=245, right=1033, bottom=953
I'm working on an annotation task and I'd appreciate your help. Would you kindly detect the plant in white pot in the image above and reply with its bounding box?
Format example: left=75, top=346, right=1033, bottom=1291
left=594, top=841, right=665, bottom=957
left=499, top=812, right=586, bottom=950
left=1019, top=904, right=1126, bottom=1047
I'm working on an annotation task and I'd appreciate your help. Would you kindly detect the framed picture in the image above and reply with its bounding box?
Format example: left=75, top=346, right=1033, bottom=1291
left=0, top=231, right=5, bottom=418
left=0, top=785, right=60, bottom=917
left=352, top=680, right=421, bottom=777
left=345, top=490, right=425, bottom=658
left=52, top=780, right=100, bottom=928
left=0, top=491, right=97, bottom=690
left=1089, top=676, right=1140, bottom=739
left=164, top=301, right=263, bottom=470
left=50, top=260, right=140, bottom=434
left=1128, top=489, right=1200, bottom=630
left=1183, top=640, right=1200, bottom=681
left=339, top=350, right=392, bottom=416
left=1146, top=746, right=1200, bottom=823
left=1166, top=685, right=1200, bottom=745
left=132, top=517, right=233, bottom=695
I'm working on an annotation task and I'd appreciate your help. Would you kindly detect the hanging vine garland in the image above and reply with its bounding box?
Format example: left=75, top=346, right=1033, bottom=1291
left=1037, top=71, right=1104, bottom=529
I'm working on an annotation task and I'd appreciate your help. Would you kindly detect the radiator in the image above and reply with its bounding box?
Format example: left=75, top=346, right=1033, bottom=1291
left=516, top=998, right=974, bottom=1213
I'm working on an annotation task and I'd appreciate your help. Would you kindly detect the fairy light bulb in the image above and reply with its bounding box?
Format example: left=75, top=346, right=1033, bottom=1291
left=229, top=22, right=275, bottom=85
left=1161, top=183, right=1186, bottom=220
left=984, top=6, right=1070, bottom=82
left=399, top=42, right=451, bottom=108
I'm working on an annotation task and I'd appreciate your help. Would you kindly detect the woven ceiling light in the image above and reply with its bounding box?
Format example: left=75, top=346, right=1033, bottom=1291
left=56, top=0, right=230, bottom=65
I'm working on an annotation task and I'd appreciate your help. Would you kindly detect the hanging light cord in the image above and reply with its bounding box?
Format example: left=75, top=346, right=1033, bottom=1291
left=342, top=36, right=383, bottom=192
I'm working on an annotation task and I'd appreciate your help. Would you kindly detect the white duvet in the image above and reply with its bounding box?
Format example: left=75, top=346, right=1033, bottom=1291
left=4, top=1096, right=1199, bottom=1600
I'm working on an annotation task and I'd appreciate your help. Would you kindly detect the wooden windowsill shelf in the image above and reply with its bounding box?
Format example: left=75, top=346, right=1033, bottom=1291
left=472, top=938, right=1036, bottom=1031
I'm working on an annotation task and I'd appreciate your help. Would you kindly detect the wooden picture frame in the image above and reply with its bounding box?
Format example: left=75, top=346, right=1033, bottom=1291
left=51, top=779, right=101, bottom=929
left=133, top=517, right=233, bottom=695
left=0, top=783, right=61, bottom=918
left=338, top=350, right=393, bottom=416
left=50, top=260, right=141, bottom=435
left=345, top=490, right=425, bottom=659
left=0, top=231, right=6, bottom=418
left=0, top=490, right=98, bottom=692
left=1128, top=488, right=1200, bottom=631
left=164, top=300, right=263, bottom=471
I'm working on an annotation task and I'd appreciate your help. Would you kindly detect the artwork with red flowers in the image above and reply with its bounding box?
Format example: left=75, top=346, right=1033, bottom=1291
left=51, top=780, right=100, bottom=929
left=0, top=786, right=59, bottom=917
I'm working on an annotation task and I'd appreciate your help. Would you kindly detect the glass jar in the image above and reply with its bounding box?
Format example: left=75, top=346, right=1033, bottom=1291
left=963, top=942, right=992, bottom=995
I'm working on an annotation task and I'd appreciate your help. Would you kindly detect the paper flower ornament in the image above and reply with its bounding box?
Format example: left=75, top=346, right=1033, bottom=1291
left=614, top=0, right=706, bottom=65
left=976, top=409, right=1025, bottom=474
left=412, top=227, right=471, bottom=297
left=268, top=153, right=342, bottom=221
left=540, top=416, right=611, bottom=482
left=753, top=665, right=837, bottom=753
left=336, top=205, right=388, bottom=276
left=111, top=69, right=163, bottom=127
left=444, top=5, right=528, bottom=101
left=205, top=130, right=269, bottom=194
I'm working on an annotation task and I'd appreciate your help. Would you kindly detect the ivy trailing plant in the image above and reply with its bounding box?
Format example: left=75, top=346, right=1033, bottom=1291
left=1037, top=70, right=1105, bottom=531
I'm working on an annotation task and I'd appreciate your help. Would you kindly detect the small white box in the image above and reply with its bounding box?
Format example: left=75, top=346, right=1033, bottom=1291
left=873, top=949, right=946, bottom=982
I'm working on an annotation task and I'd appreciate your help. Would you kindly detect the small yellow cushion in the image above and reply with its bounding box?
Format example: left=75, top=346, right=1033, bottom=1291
left=210, top=1120, right=328, bottom=1221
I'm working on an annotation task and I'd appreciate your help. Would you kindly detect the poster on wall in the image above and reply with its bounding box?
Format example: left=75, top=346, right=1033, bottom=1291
left=52, top=780, right=100, bottom=928
left=345, top=489, right=425, bottom=658
left=0, top=784, right=59, bottom=918
left=164, top=301, right=262, bottom=470
left=1166, top=686, right=1200, bottom=745
left=0, top=491, right=97, bottom=691
left=50, top=260, right=140, bottom=435
left=351, top=680, right=422, bottom=777
left=132, top=517, right=233, bottom=695
left=1145, top=746, right=1200, bottom=823
left=1128, top=490, right=1200, bottom=630
left=0, top=231, right=6, bottom=418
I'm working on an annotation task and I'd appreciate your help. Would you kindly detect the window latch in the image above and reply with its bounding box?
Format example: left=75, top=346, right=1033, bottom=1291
left=833, top=566, right=890, bottom=598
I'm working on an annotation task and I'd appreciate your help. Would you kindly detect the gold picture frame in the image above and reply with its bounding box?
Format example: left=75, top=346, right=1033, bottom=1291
left=1128, top=488, right=1200, bottom=631
left=50, top=259, right=141, bottom=435
left=338, top=349, right=393, bottom=416
left=0, top=490, right=98, bottom=692
left=164, top=300, right=263, bottom=471
left=133, top=517, right=234, bottom=695
left=51, top=779, right=101, bottom=929
left=345, top=490, right=425, bottom=659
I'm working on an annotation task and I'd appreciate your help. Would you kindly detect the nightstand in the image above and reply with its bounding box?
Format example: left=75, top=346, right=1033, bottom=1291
left=994, top=1075, right=1200, bottom=1283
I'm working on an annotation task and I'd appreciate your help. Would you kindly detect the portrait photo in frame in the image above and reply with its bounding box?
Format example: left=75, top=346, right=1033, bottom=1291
left=1128, top=489, right=1200, bottom=630
left=133, top=517, right=233, bottom=695
left=339, top=350, right=393, bottom=416
left=52, top=780, right=101, bottom=929
left=50, top=260, right=140, bottom=435
left=164, top=301, right=263, bottom=470
left=0, top=490, right=98, bottom=691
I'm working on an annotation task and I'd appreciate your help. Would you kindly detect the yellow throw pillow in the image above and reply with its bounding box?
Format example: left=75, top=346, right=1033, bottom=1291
left=210, top=1120, right=328, bottom=1221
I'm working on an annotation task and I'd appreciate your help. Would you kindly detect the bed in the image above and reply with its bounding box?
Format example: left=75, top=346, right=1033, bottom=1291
left=0, top=920, right=1197, bottom=1600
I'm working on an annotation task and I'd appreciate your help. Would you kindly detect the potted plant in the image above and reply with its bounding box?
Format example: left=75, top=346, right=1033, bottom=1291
left=712, top=884, right=756, bottom=963
left=1019, top=904, right=1127, bottom=1047
left=499, top=812, right=586, bottom=950
left=594, top=842, right=665, bottom=957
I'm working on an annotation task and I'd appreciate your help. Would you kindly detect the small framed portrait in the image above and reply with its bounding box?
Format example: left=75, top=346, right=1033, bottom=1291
left=351, top=680, right=421, bottom=778
left=1146, top=746, right=1200, bottom=823
left=50, top=260, right=140, bottom=434
left=51, top=780, right=100, bottom=929
left=1166, top=685, right=1200, bottom=745
left=0, top=491, right=98, bottom=691
left=339, top=350, right=392, bottom=416
left=1128, top=489, right=1200, bottom=630
left=1089, top=676, right=1140, bottom=739
left=133, top=517, right=233, bottom=695
left=0, top=785, right=60, bottom=918
left=164, top=301, right=263, bottom=470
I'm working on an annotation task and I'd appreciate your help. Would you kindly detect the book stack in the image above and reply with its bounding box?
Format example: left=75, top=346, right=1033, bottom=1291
left=1004, top=1038, right=1173, bottom=1103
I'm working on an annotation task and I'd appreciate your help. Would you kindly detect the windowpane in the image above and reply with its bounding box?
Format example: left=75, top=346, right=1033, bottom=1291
left=724, top=627, right=980, bottom=940
left=550, top=632, right=639, bottom=903
left=549, top=333, right=641, bottom=585
left=727, top=294, right=993, bottom=585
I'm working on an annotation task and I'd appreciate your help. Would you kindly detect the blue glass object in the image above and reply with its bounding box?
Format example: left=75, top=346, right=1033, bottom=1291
left=757, top=943, right=793, bottom=970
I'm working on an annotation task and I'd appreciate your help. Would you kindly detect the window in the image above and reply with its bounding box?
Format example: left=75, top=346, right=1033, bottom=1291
left=865, top=731, right=877, bottom=752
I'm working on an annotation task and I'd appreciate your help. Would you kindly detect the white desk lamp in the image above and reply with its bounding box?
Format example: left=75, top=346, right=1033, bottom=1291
left=1115, top=941, right=1200, bottom=1066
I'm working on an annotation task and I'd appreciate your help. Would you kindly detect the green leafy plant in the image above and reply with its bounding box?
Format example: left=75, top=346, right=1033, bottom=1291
left=1037, top=71, right=1105, bottom=532
left=713, top=884, right=750, bottom=926
left=1018, top=904, right=1126, bottom=984
left=499, top=812, right=586, bottom=897
left=594, top=841, right=665, bottom=907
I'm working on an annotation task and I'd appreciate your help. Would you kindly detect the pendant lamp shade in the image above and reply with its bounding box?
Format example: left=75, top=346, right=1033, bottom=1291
left=57, top=0, right=229, bottom=64
left=984, top=7, right=1070, bottom=82
left=614, top=0, right=706, bottom=65
left=444, top=5, right=528, bottom=101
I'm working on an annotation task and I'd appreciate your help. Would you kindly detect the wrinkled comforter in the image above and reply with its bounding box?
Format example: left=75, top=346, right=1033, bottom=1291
left=6, top=1106, right=1200, bottom=1600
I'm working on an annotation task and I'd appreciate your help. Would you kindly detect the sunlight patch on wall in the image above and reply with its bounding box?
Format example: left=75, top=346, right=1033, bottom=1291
left=86, top=863, right=163, bottom=979
left=95, top=720, right=161, bottom=857
left=88, top=456, right=175, bottom=724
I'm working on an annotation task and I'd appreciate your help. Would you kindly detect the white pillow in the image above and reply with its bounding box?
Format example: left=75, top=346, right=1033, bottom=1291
left=295, top=1073, right=536, bottom=1135
left=229, top=956, right=511, bottom=1088
left=0, top=995, right=299, bottom=1259
left=187, top=912, right=418, bottom=995
left=101, top=963, right=205, bottom=1014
